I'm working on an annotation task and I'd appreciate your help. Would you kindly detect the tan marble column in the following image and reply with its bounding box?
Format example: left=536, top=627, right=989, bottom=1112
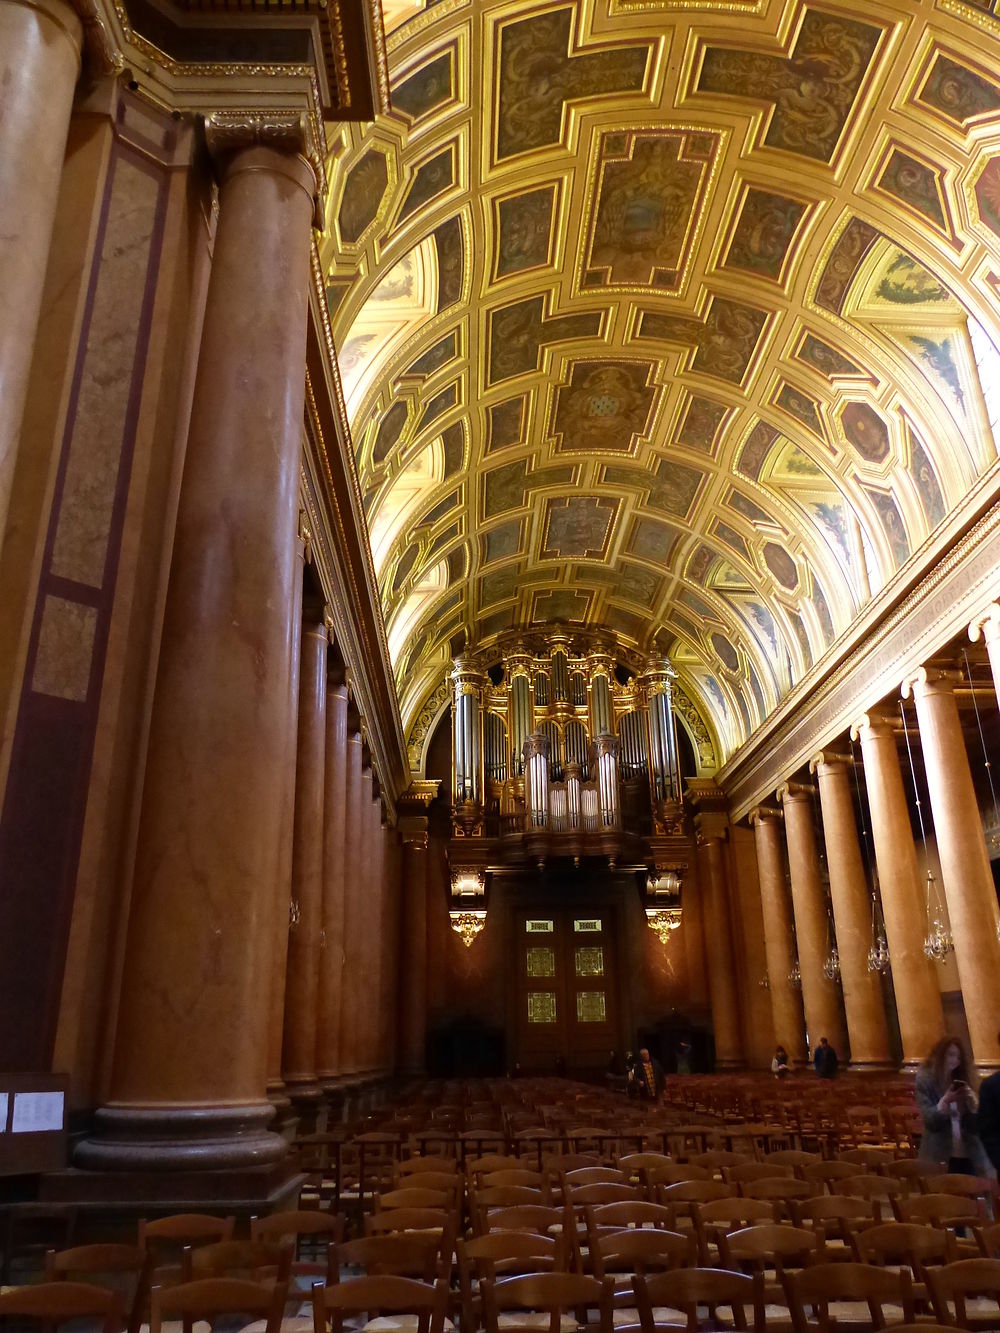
left=811, top=753, right=892, bottom=1070
left=969, top=605, right=1000, bottom=712
left=779, top=783, right=848, bottom=1062
left=750, top=808, right=807, bottom=1064
left=693, top=813, right=745, bottom=1070
left=266, top=531, right=305, bottom=1098
left=363, top=793, right=385, bottom=1072
left=852, top=713, right=944, bottom=1068
left=337, top=733, right=363, bottom=1076
left=398, top=822, right=429, bottom=1073
left=280, top=615, right=328, bottom=1099
left=317, top=680, right=348, bottom=1084
left=0, top=0, right=82, bottom=552
left=381, top=827, right=402, bottom=1072
left=902, top=668, right=1000, bottom=1069
left=76, top=140, right=318, bottom=1169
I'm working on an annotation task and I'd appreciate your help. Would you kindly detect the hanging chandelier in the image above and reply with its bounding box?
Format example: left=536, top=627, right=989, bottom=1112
left=788, top=958, right=802, bottom=988
left=758, top=972, right=770, bottom=991
left=868, top=931, right=890, bottom=974
left=922, top=871, right=953, bottom=961
left=822, top=945, right=841, bottom=982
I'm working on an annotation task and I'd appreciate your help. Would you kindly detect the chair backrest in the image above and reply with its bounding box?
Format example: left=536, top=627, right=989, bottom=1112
left=590, top=1227, right=696, bottom=1278
left=792, top=1195, right=880, bottom=1242
left=894, top=1192, right=984, bottom=1228
left=458, top=1231, right=564, bottom=1282
left=332, top=1234, right=442, bottom=1281
left=921, top=1173, right=994, bottom=1203
left=658, top=1179, right=733, bottom=1223
left=364, top=1206, right=454, bottom=1238
left=45, top=1244, right=151, bottom=1333
left=250, top=1209, right=343, bottom=1245
left=719, top=1224, right=822, bottom=1276
left=397, top=1156, right=460, bottom=1178
left=977, top=1222, right=1000, bottom=1258
left=377, top=1186, right=453, bottom=1211
left=784, top=1260, right=913, bottom=1330
left=316, top=1273, right=447, bottom=1333
left=691, top=1151, right=756, bottom=1175
left=585, top=1200, right=674, bottom=1237
left=853, top=1221, right=953, bottom=1268
left=766, top=1151, right=822, bottom=1174
left=564, top=1182, right=637, bottom=1209
left=149, top=1277, right=285, bottom=1333
left=0, top=1281, right=122, bottom=1332
left=138, top=1214, right=235, bottom=1250
left=483, top=1205, right=565, bottom=1237
left=739, top=1178, right=818, bottom=1217
left=726, top=1163, right=794, bottom=1185
left=481, top=1169, right=546, bottom=1191
left=185, top=1240, right=293, bottom=1283
left=633, top=1268, right=762, bottom=1333
left=481, top=1271, right=612, bottom=1333
left=800, top=1161, right=856, bottom=1187
left=926, top=1256, right=1000, bottom=1326
left=563, top=1167, right=627, bottom=1188
left=647, top=1164, right=711, bottom=1188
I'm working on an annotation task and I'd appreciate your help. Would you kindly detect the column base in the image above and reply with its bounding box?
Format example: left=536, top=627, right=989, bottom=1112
left=844, top=1060, right=897, bottom=1074
left=714, top=1059, right=746, bottom=1072
left=74, top=1102, right=287, bottom=1171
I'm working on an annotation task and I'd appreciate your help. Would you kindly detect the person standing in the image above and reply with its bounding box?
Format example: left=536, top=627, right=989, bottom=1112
left=915, top=1035, right=990, bottom=1175
left=628, top=1046, right=665, bottom=1100
left=772, top=1045, right=790, bottom=1078
left=979, top=1034, right=1000, bottom=1171
left=814, top=1036, right=839, bottom=1079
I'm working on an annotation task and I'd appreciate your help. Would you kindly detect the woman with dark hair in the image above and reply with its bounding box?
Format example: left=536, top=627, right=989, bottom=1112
left=915, top=1035, right=990, bottom=1175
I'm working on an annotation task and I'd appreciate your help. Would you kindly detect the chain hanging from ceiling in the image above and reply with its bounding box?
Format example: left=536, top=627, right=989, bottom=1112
left=899, top=697, right=953, bottom=962
left=850, top=736, right=890, bottom=974
left=961, top=646, right=1000, bottom=944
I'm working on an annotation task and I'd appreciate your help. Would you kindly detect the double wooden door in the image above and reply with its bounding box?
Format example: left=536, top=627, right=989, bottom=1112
left=513, top=907, right=619, bottom=1073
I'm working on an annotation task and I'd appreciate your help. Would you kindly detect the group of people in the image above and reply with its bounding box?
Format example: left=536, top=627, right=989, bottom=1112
left=768, top=1032, right=1000, bottom=1175
left=770, top=1036, right=839, bottom=1079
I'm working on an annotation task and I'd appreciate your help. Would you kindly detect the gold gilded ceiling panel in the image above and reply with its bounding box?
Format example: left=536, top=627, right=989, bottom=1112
left=320, top=0, right=1000, bottom=764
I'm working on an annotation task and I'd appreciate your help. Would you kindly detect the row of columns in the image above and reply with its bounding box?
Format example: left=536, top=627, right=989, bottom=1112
left=749, top=653, right=1000, bottom=1072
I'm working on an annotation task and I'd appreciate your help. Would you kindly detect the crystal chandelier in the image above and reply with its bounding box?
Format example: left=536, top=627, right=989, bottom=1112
left=867, top=881, right=890, bottom=974
left=822, top=945, right=841, bottom=982
left=449, top=909, right=487, bottom=947
left=922, top=871, right=953, bottom=962
left=787, top=959, right=802, bottom=988
left=758, top=972, right=770, bottom=990
left=646, top=906, right=682, bottom=944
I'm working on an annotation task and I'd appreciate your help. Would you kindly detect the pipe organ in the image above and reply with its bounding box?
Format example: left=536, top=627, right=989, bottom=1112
left=450, top=633, right=684, bottom=838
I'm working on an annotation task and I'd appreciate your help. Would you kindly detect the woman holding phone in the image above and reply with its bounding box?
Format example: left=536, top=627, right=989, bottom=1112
left=915, top=1035, right=990, bottom=1175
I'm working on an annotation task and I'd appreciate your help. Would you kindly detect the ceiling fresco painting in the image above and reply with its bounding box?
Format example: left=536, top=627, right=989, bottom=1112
left=319, top=0, right=1000, bottom=769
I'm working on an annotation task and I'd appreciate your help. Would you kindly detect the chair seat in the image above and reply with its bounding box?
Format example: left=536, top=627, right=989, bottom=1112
left=497, top=1314, right=578, bottom=1330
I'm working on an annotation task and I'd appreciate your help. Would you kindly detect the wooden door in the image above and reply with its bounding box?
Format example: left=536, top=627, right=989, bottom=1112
left=514, top=908, right=619, bottom=1073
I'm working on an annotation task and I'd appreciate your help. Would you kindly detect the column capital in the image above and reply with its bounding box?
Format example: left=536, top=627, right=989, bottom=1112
left=777, top=780, right=814, bottom=804
left=749, top=805, right=783, bottom=827
left=204, top=114, right=323, bottom=223
left=901, top=665, right=963, bottom=700
left=850, top=711, right=896, bottom=741
left=808, top=750, right=852, bottom=774
left=969, top=602, right=1000, bottom=646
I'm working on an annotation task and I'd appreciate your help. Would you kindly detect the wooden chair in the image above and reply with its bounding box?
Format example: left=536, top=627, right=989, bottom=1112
left=561, top=1167, right=627, bottom=1189
left=690, top=1151, right=756, bottom=1178
left=740, top=1178, right=820, bottom=1221
left=480, top=1271, right=613, bottom=1333
left=838, top=1148, right=893, bottom=1173
left=45, top=1242, right=150, bottom=1333
left=893, top=1193, right=984, bottom=1235
left=331, top=1233, right=443, bottom=1282
left=920, top=1175, right=996, bottom=1214
left=852, top=1221, right=954, bottom=1307
left=314, top=1274, right=448, bottom=1333
left=584, top=1201, right=675, bottom=1243
left=184, top=1240, right=293, bottom=1283
left=766, top=1152, right=823, bottom=1178
left=784, top=1261, right=913, bottom=1331
left=633, top=1268, right=763, bottom=1332
left=149, top=1278, right=285, bottom=1333
left=250, top=1210, right=344, bottom=1287
left=692, top=1199, right=777, bottom=1266
left=397, top=1157, right=461, bottom=1180
left=884, top=1159, right=944, bottom=1195
left=719, top=1224, right=823, bottom=1308
left=617, top=1153, right=672, bottom=1187
left=657, top=1181, right=733, bottom=1231
left=0, top=1280, right=122, bottom=1332
left=480, top=1169, right=547, bottom=1194
left=800, top=1162, right=857, bottom=1192
left=137, top=1215, right=236, bottom=1291
left=590, top=1228, right=696, bottom=1301
left=364, top=1207, right=456, bottom=1245
left=647, top=1165, right=711, bottom=1193
left=975, top=1222, right=1000, bottom=1259
left=790, top=1197, right=881, bottom=1256
left=457, top=1232, right=565, bottom=1331
left=926, top=1258, right=1000, bottom=1328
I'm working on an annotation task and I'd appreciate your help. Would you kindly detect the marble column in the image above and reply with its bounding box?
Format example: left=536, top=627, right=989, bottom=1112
left=694, top=820, right=745, bottom=1069
left=280, top=615, right=328, bottom=1100
left=0, top=0, right=82, bottom=552
left=76, top=140, right=318, bottom=1169
left=398, top=826, right=429, bottom=1072
left=317, top=681, right=348, bottom=1085
left=902, top=668, right=1000, bottom=1069
left=750, top=808, right=807, bottom=1064
left=364, top=794, right=385, bottom=1072
left=779, top=784, right=848, bottom=1061
left=852, top=713, right=944, bottom=1067
left=811, top=754, right=892, bottom=1070
left=337, top=733, right=363, bottom=1077
left=266, top=535, right=305, bottom=1097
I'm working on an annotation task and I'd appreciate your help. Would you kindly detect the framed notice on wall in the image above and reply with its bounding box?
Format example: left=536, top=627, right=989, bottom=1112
left=0, top=1073, right=68, bottom=1175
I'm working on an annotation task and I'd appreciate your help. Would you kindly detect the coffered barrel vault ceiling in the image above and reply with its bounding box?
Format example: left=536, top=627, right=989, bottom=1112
left=319, top=0, right=1000, bottom=767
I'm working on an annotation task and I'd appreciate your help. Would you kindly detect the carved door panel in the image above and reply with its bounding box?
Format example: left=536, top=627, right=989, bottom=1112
left=514, top=908, right=619, bottom=1073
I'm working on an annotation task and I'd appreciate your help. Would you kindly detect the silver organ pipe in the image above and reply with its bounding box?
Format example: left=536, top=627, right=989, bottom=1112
left=485, top=712, right=508, bottom=783
left=510, top=672, right=531, bottom=774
